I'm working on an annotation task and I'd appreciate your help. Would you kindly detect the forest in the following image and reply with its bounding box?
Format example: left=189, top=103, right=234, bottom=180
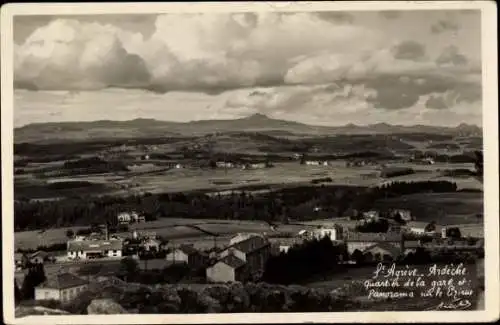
left=14, top=180, right=460, bottom=232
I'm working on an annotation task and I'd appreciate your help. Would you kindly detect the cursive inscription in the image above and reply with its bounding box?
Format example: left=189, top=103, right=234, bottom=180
left=364, top=263, right=477, bottom=310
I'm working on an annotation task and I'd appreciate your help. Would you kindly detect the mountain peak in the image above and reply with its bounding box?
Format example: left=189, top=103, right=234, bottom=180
left=245, top=113, right=271, bottom=120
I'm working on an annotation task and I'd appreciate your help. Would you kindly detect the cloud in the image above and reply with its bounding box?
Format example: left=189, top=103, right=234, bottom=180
left=378, top=11, right=402, bottom=20
left=436, top=45, right=468, bottom=66
left=391, top=41, right=426, bottom=61
left=431, top=19, right=460, bottom=34
left=14, top=11, right=482, bottom=125
left=14, top=12, right=383, bottom=94
left=314, top=12, right=354, bottom=24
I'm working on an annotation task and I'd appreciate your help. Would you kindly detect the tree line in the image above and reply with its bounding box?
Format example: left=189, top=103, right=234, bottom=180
left=262, top=236, right=347, bottom=285
left=15, top=180, right=459, bottom=232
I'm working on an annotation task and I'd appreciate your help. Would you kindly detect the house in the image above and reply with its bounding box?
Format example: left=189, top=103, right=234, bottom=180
left=216, top=161, right=234, bottom=168
left=362, top=211, right=380, bottom=221
left=142, top=238, right=161, bottom=252
left=305, top=161, right=321, bottom=166
left=361, top=242, right=402, bottom=262
left=229, top=233, right=265, bottom=246
left=219, top=236, right=271, bottom=278
left=67, top=239, right=123, bottom=260
left=390, top=209, right=413, bottom=222
left=15, top=253, right=29, bottom=269
left=404, top=221, right=442, bottom=236
left=269, top=237, right=305, bottom=253
left=29, top=251, right=49, bottom=264
left=310, top=225, right=344, bottom=241
left=35, top=273, right=89, bottom=303
left=166, top=245, right=207, bottom=269
left=345, top=232, right=403, bottom=255
left=206, top=255, right=247, bottom=282
left=118, top=211, right=145, bottom=224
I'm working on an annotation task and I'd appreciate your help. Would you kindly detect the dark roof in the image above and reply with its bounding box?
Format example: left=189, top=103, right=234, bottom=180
left=363, top=242, right=401, bottom=257
left=232, top=236, right=270, bottom=254
left=30, top=251, right=49, bottom=259
left=177, top=245, right=199, bottom=255
left=37, top=273, right=88, bottom=290
left=219, top=255, right=246, bottom=269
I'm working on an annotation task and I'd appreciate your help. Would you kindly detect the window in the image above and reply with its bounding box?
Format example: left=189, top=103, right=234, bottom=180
left=44, top=292, right=49, bottom=299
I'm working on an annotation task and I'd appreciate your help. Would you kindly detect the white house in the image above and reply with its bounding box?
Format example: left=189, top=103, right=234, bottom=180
left=311, top=225, right=344, bottom=241
left=67, top=239, right=123, bottom=260
left=305, top=161, right=321, bottom=166
left=206, top=255, right=247, bottom=282
left=166, top=245, right=206, bottom=268
left=35, top=273, right=88, bottom=303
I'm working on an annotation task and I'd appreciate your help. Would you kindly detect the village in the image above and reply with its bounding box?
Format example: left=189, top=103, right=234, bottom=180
left=14, top=206, right=484, bottom=305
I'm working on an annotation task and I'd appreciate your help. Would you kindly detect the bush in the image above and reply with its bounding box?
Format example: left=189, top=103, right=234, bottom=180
left=380, top=167, right=415, bottom=178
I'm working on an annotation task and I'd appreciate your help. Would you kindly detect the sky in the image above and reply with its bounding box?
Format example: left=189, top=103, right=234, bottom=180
left=13, top=10, right=482, bottom=127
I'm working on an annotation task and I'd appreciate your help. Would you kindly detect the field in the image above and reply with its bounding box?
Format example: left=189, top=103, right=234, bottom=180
left=373, top=192, right=484, bottom=225
left=14, top=160, right=482, bottom=201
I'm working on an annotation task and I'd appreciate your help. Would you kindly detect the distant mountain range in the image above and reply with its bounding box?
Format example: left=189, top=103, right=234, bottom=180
left=14, top=113, right=482, bottom=143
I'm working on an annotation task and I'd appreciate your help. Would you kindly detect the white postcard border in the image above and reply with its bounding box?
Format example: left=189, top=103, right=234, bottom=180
left=2, top=1, right=498, bottom=324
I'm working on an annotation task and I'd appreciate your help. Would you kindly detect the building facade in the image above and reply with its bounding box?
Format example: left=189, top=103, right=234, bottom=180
left=35, top=273, right=89, bottom=303
left=206, top=255, right=246, bottom=282
left=67, top=239, right=123, bottom=260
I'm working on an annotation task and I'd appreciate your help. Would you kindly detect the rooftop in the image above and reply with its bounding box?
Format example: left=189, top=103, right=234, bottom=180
left=67, top=239, right=123, bottom=252
left=37, top=273, right=88, bottom=290
left=218, top=255, right=246, bottom=269
left=232, top=235, right=270, bottom=254
left=176, top=245, right=199, bottom=255
left=363, top=242, right=401, bottom=257
left=346, top=232, right=402, bottom=242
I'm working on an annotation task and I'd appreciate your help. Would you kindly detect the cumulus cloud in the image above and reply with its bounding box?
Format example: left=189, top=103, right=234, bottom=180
left=14, top=12, right=381, bottom=94
left=431, top=19, right=460, bottom=34
left=391, top=41, right=427, bottom=61
left=14, top=11, right=482, bottom=125
left=436, top=45, right=469, bottom=66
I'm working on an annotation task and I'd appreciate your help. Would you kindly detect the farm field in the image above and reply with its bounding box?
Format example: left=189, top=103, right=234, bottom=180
left=373, top=192, right=484, bottom=225
left=15, top=161, right=481, bottom=200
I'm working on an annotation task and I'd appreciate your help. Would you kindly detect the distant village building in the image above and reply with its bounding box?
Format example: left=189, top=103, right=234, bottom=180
left=15, top=253, right=29, bottom=269
left=117, top=211, right=145, bottom=224
left=28, top=251, right=50, bottom=264
left=404, top=221, right=442, bottom=236
left=362, top=211, right=380, bottom=221
left=166, top=245, right=207, bottom=269
left=142, top=238, right=161, bottom=252
left=206, top=255, right=247, bottom=282
left=67, top=239, right=123, bottom=260
left=216, top=161, right=235, bottom=168
left=305, top=161, right=321, bottom=166
left=361, top=242, right=401, bottom=262
left=229, top=233, right=266, bottom=246
left=345, top=231, right=403, bottom=255
left=390, top=209, right=413, bottom=222
left=310, top=225, right=344, bottom=241
left=35, top=273, right=88, bottom=303
left=215, top=235, right=272, bottom=282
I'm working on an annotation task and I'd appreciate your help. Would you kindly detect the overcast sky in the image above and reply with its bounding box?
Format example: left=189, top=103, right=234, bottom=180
left=13, top=10, right=482, bottom=127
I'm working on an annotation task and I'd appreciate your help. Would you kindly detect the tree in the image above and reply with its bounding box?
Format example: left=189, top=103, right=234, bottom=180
left=120, top=257, right=139, bottom=282
left=15, top=279, right=22, bottom=304
left=66, top=229, right=74, bottom=239
left=424, top=221, right=436, bottom=232
left=21, top=264, right=46, bottom=300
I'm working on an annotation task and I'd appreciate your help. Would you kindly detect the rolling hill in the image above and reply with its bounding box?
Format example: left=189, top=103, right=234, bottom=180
left=14, top=113, right=482, bottom=144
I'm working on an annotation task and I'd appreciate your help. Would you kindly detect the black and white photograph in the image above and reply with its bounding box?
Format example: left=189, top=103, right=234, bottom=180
left=2, top=1, right=499, bottom=324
